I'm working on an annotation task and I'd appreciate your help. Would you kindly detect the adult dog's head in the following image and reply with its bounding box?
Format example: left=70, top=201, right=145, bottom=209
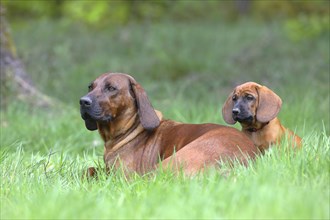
left=222, top=82, right=282, bottom=126
left=79, top=73, right=160, bottom=131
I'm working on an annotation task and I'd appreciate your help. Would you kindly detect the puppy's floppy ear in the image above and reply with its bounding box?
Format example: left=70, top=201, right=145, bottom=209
left=222, top=91, right=236, bottom=125
left=256, top=85, right=282, bottom=123
left=129, top=77, right=160, bottom=131
left=84, top=119, right=97, bottom=131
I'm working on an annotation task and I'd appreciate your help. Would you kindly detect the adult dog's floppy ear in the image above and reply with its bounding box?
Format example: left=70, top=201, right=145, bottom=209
left=84, top=119, right=97, bottom=131
left=222, top=92, right=236, bottom=125
left=256, top=85, right=282, bottom=123
left=129, top=77, right=160, bottom=131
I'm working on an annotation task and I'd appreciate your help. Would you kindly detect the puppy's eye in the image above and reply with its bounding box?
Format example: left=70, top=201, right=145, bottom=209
left=232, top=95, right=238, bottom=101
left=105, top=84, right=116, bottom=92
left=246, top=95, right=255, bottom=101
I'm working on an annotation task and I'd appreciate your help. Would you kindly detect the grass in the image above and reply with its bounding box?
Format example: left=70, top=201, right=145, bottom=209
left=1, top=130, right=329, bottom=219
left=1, top=18, right=329, bottom=219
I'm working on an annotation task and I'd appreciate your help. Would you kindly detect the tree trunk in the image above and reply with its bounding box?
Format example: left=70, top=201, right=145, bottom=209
left=0, top=5, right=55, bottom=109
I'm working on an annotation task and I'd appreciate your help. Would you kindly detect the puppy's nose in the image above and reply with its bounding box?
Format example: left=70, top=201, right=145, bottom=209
left=232, top=108, right=240, bottom=115
left=80, top=96, right=92, bottom=107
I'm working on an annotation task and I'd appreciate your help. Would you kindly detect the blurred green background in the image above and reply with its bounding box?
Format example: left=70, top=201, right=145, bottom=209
left=1, top=0, right=329, bottom=144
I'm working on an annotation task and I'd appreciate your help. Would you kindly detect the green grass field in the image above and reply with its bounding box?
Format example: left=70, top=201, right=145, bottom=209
left=1, top=19, right=329, bottom=219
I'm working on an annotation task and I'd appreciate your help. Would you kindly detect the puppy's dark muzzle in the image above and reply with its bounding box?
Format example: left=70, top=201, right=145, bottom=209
left=232, top=107, right=253, bottom=123
left=233, top=114, right=254, bottom=123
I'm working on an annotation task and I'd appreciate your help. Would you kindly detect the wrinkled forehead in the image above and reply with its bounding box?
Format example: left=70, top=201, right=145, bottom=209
left=234, top=82, right=261, bottom=95
left=93, top=73, right=132, bottom=87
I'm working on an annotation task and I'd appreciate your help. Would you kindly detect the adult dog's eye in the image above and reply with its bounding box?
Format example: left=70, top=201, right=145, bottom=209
left=88, top=83, right=93, bottom=91
left=232, top=95, right=238, bottom=101
left=105, top=84, right=116, bottom=92
left=246, top=95, right=255, bottom=101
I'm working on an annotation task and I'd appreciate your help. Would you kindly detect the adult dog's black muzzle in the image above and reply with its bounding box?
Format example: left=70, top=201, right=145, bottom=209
left=80, top=96, right=93, bottom=109
left=80, top=95, right=98, bottom=120
left=80, top=95, right=112, bottom=123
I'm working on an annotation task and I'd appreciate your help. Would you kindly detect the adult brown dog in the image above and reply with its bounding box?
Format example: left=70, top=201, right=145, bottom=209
left=222, top=82, right=301, bottom=152
left=80, top=73, right=258, bottom=176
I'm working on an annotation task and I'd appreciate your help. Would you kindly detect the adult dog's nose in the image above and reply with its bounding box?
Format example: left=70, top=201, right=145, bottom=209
left=232, top=108, right=240, bottom=115
left=80, top=96, right=92, bottom=108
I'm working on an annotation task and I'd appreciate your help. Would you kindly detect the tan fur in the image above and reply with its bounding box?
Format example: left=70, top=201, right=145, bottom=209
left=80, top=73, right=259, bottom=177
left=222, top=82, right=302, bottom=152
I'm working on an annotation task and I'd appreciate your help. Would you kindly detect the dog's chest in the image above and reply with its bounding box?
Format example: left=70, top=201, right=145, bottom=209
left=103, top=134, right=160, bottom=174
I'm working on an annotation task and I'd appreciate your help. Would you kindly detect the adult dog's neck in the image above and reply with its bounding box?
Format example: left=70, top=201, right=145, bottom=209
left=98, top=111, right=140, bottom=146
left=98, top=110, right=163, bottom=154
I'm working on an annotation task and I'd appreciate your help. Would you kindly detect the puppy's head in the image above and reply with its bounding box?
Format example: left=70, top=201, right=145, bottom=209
left=79, top=73, right=160, bottom=131
left=222, top=82, right=282, bottom=125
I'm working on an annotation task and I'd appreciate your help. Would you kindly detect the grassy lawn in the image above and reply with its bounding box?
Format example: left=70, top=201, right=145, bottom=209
left=1, top=19, right=329, bottom=219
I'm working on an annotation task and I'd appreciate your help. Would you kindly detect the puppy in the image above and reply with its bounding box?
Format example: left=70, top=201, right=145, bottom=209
left=222, top=82, right=301, bottom=152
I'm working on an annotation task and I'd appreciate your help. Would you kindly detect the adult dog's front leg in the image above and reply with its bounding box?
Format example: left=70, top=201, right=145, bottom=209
left=81, top=167, right=98, bottom=180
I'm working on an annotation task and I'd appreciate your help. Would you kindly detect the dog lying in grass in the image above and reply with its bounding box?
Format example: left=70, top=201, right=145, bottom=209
left=222, top=82, right=301, bottom=152
left=80, top=73, right=259, bottom=177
